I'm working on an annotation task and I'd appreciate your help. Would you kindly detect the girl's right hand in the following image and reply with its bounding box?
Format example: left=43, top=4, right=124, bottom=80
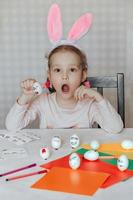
left=20, top=79, right=36, bottom=95
left=17, top=79, right=37, bottom=105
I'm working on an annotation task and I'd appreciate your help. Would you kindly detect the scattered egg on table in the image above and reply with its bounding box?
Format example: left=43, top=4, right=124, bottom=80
left=90, top=140, right=100, bottom=150
left=32, top=82, right=42, bottom=95
left=40, top=147, right=50, bottom=160
left=121, top=140, right=133, bottom=150
left=70, top=134, right=80, bottom=149
left=117, top=154, right=129, bottom=171
left=51, top=136, right=61, bottom=150
left=69, top=153, right=81, bottom=170
left=84, top=150, right=99, bottom=161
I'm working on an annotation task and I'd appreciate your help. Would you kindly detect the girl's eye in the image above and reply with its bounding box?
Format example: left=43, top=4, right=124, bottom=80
left=54, top=68, right=60, bottom=72
left=70, top=68, right=77, bottom=72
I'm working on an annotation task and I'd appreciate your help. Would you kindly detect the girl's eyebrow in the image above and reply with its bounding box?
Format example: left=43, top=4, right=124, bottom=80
left=69, top=64, right=82, bottom=68
left=51, top=64, right=60, bottom=68
left=69, top=64, right=78, bottom=66
left=50, top=63, right=82, bottom=68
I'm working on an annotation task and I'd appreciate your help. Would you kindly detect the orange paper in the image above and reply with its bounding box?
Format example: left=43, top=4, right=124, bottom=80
left=40, top=154, right=133, bottom=188
left=31, top=167, right=109, bottom=196
left=81, top=143, right=133, bottom=159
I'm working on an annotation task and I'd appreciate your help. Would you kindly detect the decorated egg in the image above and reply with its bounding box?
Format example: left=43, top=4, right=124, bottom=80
left=84, top=150, right=99, bottom=161
left=69, top=153, right=81, bottom=170
left=90, top=140, right=100, bottom=150
left=32, top=82, right=42, bottom=95
left=121, top=140, right=133, bottom=150
left=117, top=154, right=129, bottom=171
left=51, top=136, right=61, bottom=150
left=40, top=147, right=50, bottom=160
left=70, top=134, right=80, bottom=149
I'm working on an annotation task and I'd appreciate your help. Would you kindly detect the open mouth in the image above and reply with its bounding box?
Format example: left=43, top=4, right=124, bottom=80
left=61, top=84, right=70, bottom=93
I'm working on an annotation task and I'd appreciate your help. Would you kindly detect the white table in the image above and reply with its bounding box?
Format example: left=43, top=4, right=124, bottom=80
left=0, top=128, right=133, bottom=200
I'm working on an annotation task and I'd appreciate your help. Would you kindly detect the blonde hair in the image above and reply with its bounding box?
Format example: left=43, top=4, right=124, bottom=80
left=47, top=45, right=88, bottom=71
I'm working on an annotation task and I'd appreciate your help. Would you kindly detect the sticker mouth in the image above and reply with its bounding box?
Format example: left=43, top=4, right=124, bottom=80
left=61, top=84, right=70, bottom=93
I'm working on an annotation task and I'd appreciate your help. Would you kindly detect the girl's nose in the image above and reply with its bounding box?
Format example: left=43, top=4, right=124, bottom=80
left=62, top=73, right=69, bottom=80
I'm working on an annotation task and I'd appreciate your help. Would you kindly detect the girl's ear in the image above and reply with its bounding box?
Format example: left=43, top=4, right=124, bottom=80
left=47, top=69, right=51, bottom=81
left=82, top=68, right=87, bottom=82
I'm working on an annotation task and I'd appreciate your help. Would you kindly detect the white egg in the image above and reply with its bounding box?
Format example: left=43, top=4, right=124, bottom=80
left=70, top=134, right=80, bottom=149
left=117, top=154, right=129, bottom=171
left=40, top=147, right=50, bottom=160
left=32, top=82, right=42, bottom=95
left=84, top=150, right=99, bottom=161
left=121, top=140, right=133, bottom=150
left=51, top=136, right=61, bottom=150
left=90, top=140, right=100, bottom=150
left=69, top=153, right=81, bottom=170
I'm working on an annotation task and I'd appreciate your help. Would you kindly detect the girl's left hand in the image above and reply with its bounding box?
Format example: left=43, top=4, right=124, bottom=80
left=74, top=85, right=104, bottom=102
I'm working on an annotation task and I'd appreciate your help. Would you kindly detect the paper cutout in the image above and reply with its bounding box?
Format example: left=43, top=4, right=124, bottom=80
left=40, top=150, right=133, bottom=188
left=31, top=167, right=109, bottom=196
left=81, top=143, right=133, bottom=159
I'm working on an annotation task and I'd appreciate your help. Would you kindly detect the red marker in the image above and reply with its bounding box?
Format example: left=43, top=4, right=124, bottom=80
left=0, top=163, right=37, bottom=177
left=6, top=169, right=48, bottom=181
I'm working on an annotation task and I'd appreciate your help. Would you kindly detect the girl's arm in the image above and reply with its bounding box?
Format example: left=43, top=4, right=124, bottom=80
left=5, top=79, right=39, bottom=131
left=74, top=85, right=123, bottom=133
left=90, top=99, right=123, bottom=134
left=5, top=98, right=39, bottom=131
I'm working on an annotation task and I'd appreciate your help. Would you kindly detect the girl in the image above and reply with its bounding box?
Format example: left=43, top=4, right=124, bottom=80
left=5, top=44, right=123, bottom=133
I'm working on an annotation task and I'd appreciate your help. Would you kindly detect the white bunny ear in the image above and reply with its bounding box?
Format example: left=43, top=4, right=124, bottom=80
left=67, top=13, right=92, bottom=42
left=47, top=4, right=62, bottom=44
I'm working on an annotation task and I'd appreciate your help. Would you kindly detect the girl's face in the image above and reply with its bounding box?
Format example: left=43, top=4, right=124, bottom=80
left=48, top=51, right=87, bottom=103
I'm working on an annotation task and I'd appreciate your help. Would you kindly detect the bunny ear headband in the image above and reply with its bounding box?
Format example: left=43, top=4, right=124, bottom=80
left=47, top=3, right=93, bottom=49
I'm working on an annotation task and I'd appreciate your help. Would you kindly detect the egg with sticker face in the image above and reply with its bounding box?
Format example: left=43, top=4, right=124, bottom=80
left=40, top=147, right=50, bottom=160
left=90, top=140, right=100, bottom=150
left=32, top=82, right=42, bottom=95
left=70, top=134, right=80, bottom=149
left=121, top=140, right=133, bottom=150
left=117, top=154, right=129, bottom=171
left=69, top=153, right=81, bottom=170
left=84, top=150, right=99, bottom=161
left=51, top=136, right=61, bottom=150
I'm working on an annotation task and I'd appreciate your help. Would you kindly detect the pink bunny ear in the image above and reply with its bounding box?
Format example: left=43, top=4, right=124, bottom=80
left=47, top=4, right=62, bottom=44
left=67, top=13, right=92, bottom=42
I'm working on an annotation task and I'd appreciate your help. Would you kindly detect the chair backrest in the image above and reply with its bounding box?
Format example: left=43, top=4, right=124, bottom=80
left=87, top=73, right=125, bottom=127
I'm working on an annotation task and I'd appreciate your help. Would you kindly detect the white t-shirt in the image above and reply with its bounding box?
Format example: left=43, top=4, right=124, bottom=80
left=5, top=92, right=123, bottom=133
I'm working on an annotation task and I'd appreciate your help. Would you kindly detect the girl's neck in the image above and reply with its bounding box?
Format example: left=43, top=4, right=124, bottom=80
left=55, top=94, right=78, bottom=109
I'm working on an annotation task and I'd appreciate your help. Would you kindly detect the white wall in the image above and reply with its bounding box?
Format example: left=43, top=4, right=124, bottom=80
left=0, top=0, right=131, bottom=128
left=126, top=0, right=133, bottom=128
